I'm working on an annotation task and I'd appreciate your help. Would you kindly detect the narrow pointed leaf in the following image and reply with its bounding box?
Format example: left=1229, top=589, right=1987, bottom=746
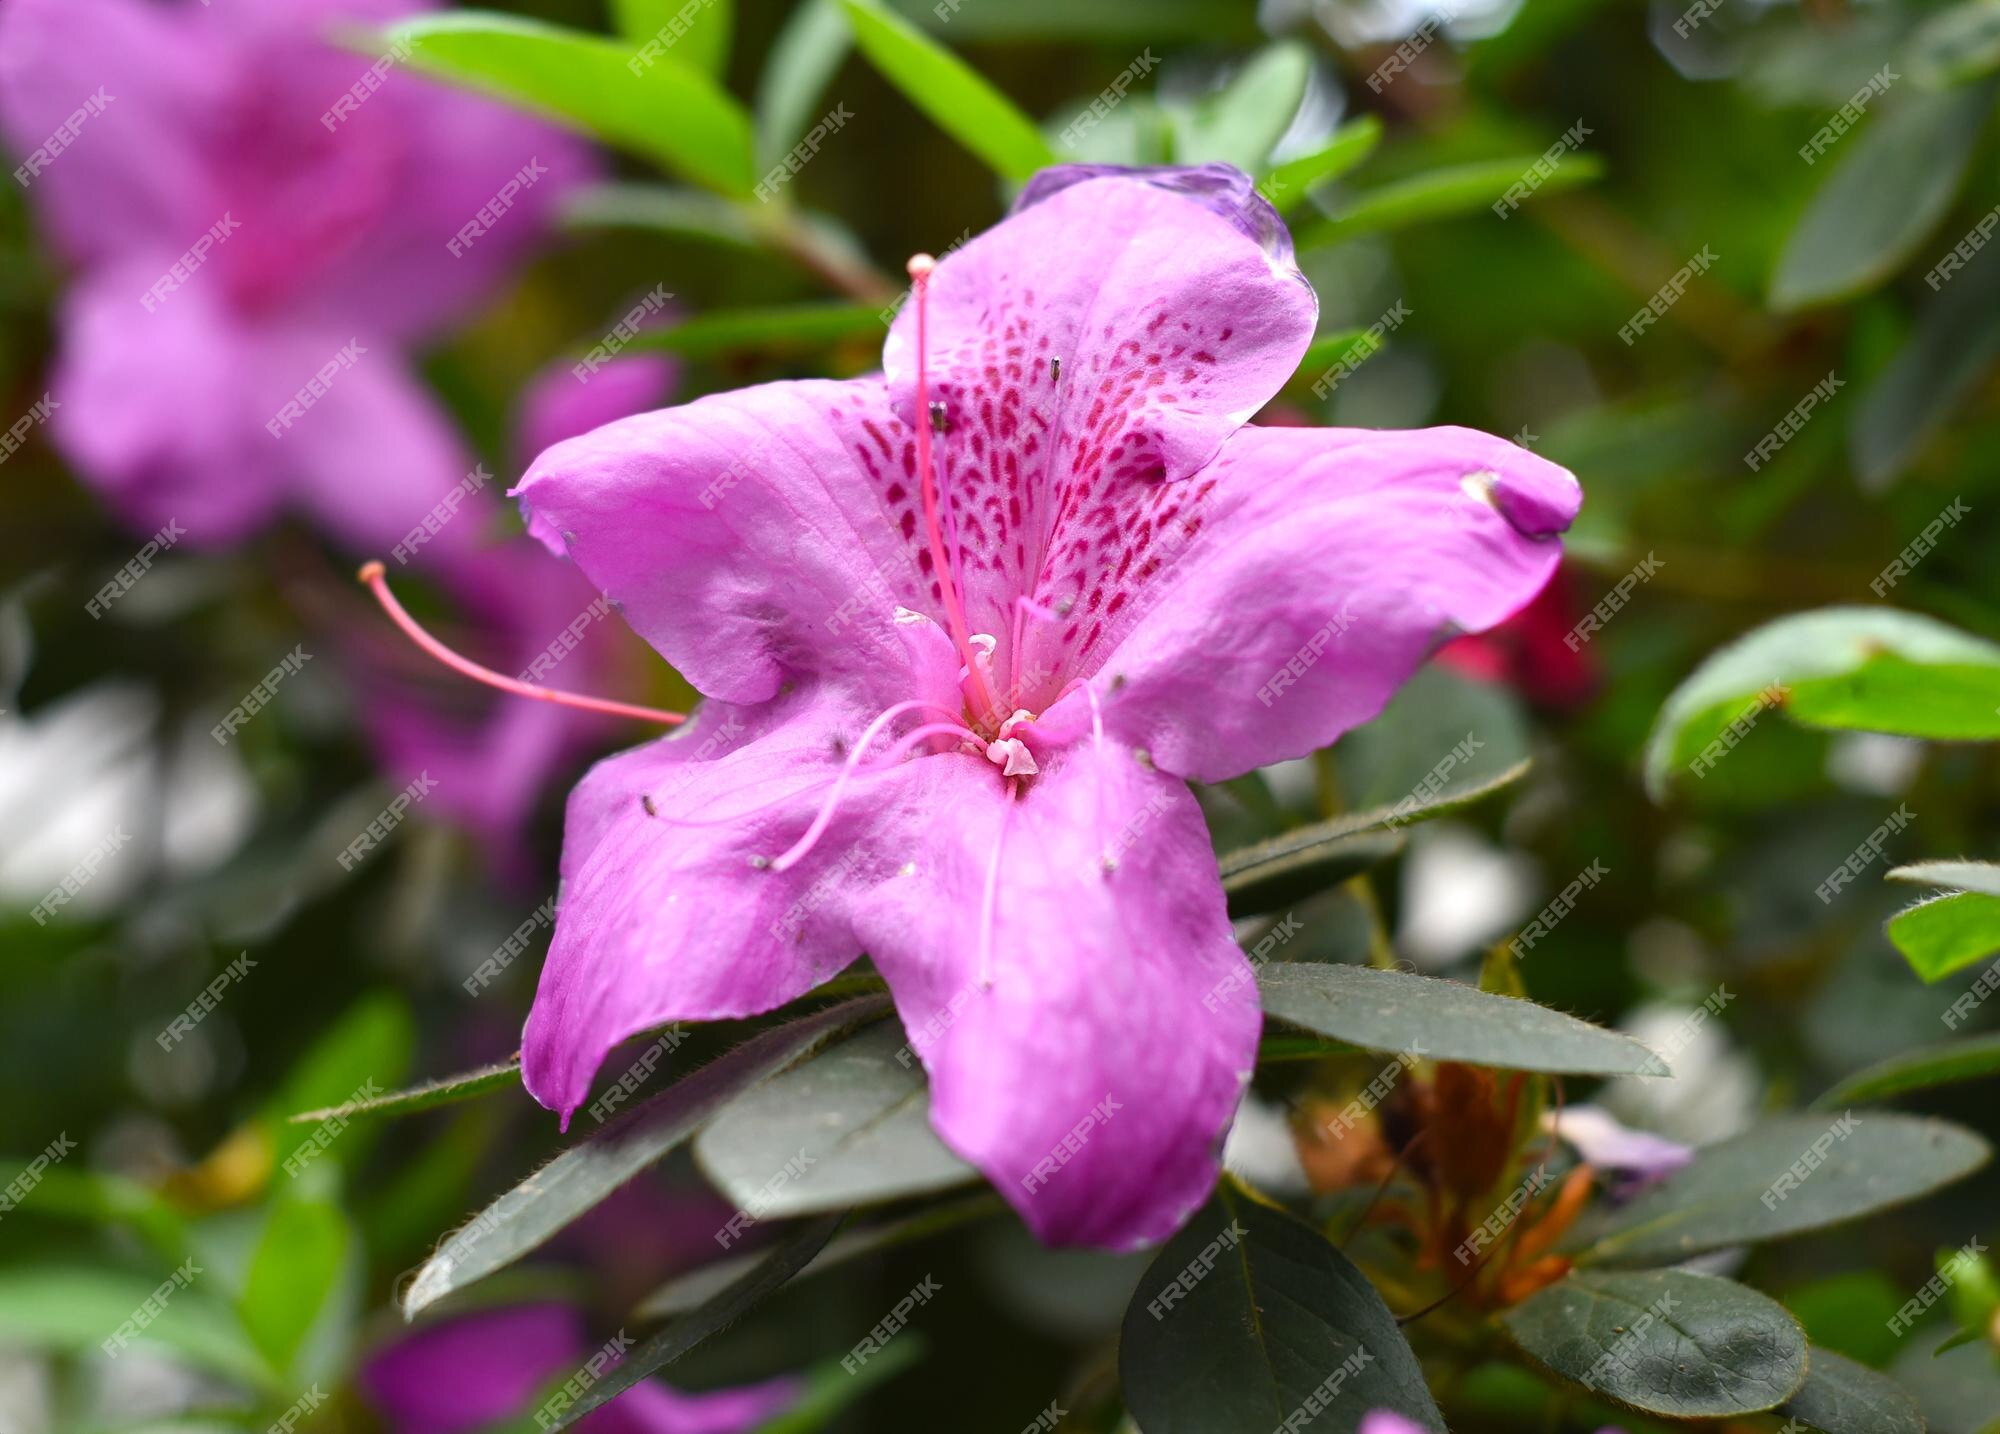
left=287, top=1056, right=521, bottom=1125
left=838, top=0, right=1057, bottom=180
left=756, top=0, right=851, bottom=168
left=1503, top=1269, right=1807, bottom=1418
left=1258, top=962, right=1663, bottom=1077
left=1780, top=1346, right=1925, bottom=1434
left=746, top=1340, right=925, bottom=1433
left=1259, top=118, right=1383, bottom=214
left=694, top=1022, right=976, bottom=1218
left=1120, top=1180, right=1445, bottom=1431
left=1771, top=85, right=1990, bottom=310
left=545, top=1212, right=845, bottom=1431
left=1175, top=42, right=1311, bottom=172
left=1816, top=1033, right=2000, bottom=1106
left=1222, top=828, right=1404, bottom=918
left=400, top=999, right=886, bottom=1317
left=1892, top=860, right=2000, bottom=897
left=1297, top=153, right=1605, bottom=249
left=378, top=13, right=755, bottom=196
left=1571, top=1113, right=1990, bottom=1266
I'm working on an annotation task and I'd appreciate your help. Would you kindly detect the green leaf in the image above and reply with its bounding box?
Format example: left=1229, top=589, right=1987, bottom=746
left=1572, top=1113, right=1990, bottom=1266
left=838, top=0, right=1057, bottom=180
left=694, top=1022, right=977, bottom=1218
left=1644, top=607, right=2000, bottom=797
left=1849, top=198, right=2000, bottom=490
left=400, top=998, right=887, bottom=1316
left=1892, top=860, right=2000, bottom=897
left=638, top=1192, right=1003, bottom=1318
left=1174, top=42, right=1311, bottom=172
left=625, top=301, right=887, bottom=358
left=1910, top=0, right=2000, bottom=86
left=1338, top=665, right=1532, bottom=813
left=1257, top=963, right=1664, bottom=1077
left=0, top=1161, right=190, bottom=1265
left=1297, top=152, right=1606, bottom=249
left=287, top=1056, right=520, bottom=1126
left=1770, top=85, right=1991, bottom=310
left=1780, top=1346, right=1926, bottom=1433
left=0, top=1265, right=275, bottom=1391
left=271, top=992, right=413, bottom=1170
left=609, top=0, right=731, bottom=78
left=1887, top=890, right=2000, bottom=982
left=747, top=1340, right=925, bottom=1433
left=544, top=1212, right=845, bottom=1431
left=756, top=0, right=852, bottom=169
left=564, top=181, right=760, bottom=245
left=1221, top=829, right=1404, bottom=919
left=1120, top=1180, right=1445, bottom=1432
left=378, top=13, right=755, bottom=196
left=1258, top=118, right=1383, bottom=215
left=237, top=1195, right=351, bottom=1379
left=1502, top=1269, right=1807, bottom=1418
left=1816, top=1032, right=2000, bottom=1105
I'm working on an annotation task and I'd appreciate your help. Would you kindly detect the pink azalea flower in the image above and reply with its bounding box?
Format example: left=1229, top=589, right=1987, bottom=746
left=503, top=164, right=1580, bottom=1249
left=0, top=0, right=594, bottom=551
left=360, top=1302, right=799, bottom=1434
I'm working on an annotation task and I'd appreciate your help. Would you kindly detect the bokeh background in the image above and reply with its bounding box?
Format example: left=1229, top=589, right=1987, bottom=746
left=4, top=0, right=2000, bottom=1429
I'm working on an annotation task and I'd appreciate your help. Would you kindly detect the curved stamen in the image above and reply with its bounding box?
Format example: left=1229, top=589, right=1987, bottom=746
left=768, top=697, right=951, bottom=873
left=866, top=720, right=981, bottom=769
left=908, top=255, right=998, bottom=727
left=357, top=561, right=685, bottom=726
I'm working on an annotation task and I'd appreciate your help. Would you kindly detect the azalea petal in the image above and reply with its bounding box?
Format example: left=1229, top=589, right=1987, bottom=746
left=0, top=0, right=217, bottom=264
left=880, top=165, right=1317, bottom=681
left=518, top=351, right=679, bottom=466
left=1046, top=424, right=1581, bottom=783
left=361, top=1303, right=582, bottom=1434
left=853, top=739, right=1259, bottom=1249
left=514, top=378, right=957, bottom=708
left=522, top=687, right=943, bottom=1121
left=50, top=261, right=283, bottom=546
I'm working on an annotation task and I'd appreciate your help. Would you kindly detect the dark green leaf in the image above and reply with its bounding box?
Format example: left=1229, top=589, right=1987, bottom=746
left=1259, top=118, right=1383, bottom=215
left=1503, top=1269, right=1807, bottom=1418
left=638, top=1193, right=1003, bottom=1318
left=838, top=0, right=1057, bottom=180
left=625, top=301, right=886, bottom=358
left=400, top=998, right=886, bottom=1316
left=1887, top=890, right=2000, bottom=982
left=694, top=1022, right=976, bottom=1218
left=1120, top=1181, right=1445, bottom=1432
left=1174, top=42, right=1310, bottom=172
left=1771, top=85, right=1991, bottom=310
left=1817, top=1032, right=2000, bottom=1105
left=1644, top=607, right=2000, bottom=796
left=1572, top=1113, right=1990, bottom=1265
left=1849, top=211, right=2000, bottom=489
left=1257, top=962, right=1663, bottom=1077
left=1297, top=153, right=1606, bottom=249
left=562, top=182, right=761, bottom=246
left=544, top=1213, right=844, bottom=1430
left=378, top=13, right=756, bottom=196
left=287, top=1056, right=520, bottom=1126
left=1221, top=828, right=1404, bottom=919
left=1780, top=1346, right=1926, bottom=1433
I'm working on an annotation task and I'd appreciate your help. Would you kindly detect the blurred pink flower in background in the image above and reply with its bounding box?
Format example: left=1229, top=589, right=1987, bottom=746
left=0, top=0, right=595, bottom=552
left=361, top=1302, right=800, bottom=1434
